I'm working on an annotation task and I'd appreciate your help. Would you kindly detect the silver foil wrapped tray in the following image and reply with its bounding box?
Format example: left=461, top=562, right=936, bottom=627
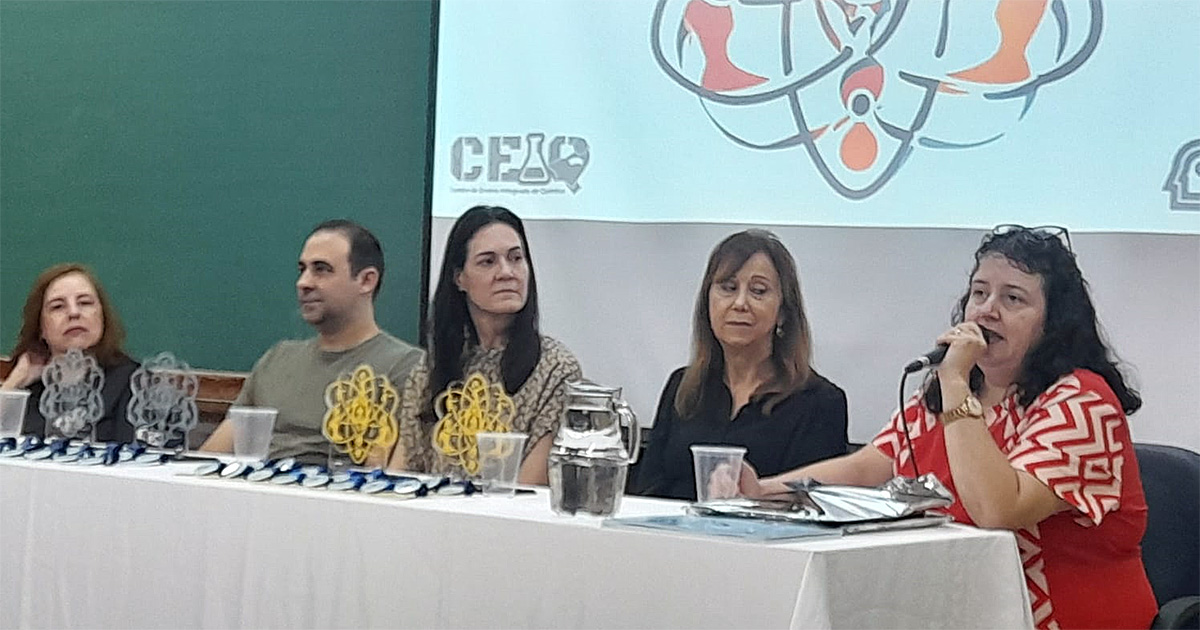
left=690, top=474, right=954, bottom=525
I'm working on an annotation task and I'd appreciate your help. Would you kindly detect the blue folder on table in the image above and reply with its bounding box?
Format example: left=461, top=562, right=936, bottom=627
left=603, top=514, right=841, bottom=542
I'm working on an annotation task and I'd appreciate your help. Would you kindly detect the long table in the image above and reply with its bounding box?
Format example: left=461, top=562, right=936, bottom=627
left=0, top=458, right=1033, bottom=629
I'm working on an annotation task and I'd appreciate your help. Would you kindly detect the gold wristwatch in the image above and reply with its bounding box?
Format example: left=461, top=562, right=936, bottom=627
left=941, top=394, right=983, bottom=425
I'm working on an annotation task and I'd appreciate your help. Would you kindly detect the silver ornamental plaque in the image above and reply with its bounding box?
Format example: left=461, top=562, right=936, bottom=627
left=39, top=349, right=105, bottom=441
left=126, top=352, right=199, bottom=449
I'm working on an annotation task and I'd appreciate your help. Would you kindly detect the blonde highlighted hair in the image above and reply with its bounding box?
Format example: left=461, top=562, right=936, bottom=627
left=675, top=230, right=812, bottom=418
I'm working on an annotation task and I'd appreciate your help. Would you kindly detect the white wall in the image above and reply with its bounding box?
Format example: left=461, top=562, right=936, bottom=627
left=431, top=219, right=1200, bottom=452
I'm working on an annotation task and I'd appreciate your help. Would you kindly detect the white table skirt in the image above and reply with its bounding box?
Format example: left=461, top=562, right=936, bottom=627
left=0, top=458, right=1033, bottom=629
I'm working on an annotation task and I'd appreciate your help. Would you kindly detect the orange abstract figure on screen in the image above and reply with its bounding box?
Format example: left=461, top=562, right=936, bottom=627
left=652, top=0, right=1102, bottom=199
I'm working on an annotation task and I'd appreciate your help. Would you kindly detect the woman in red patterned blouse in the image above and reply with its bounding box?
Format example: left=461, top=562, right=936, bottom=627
left=739, top=226, right=1157, bottom=629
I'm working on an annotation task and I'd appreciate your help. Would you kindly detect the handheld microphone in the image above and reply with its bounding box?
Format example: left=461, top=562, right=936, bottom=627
left=903, top=345, right=948, bottom=374
left=903, top=328, right=994, bottom=373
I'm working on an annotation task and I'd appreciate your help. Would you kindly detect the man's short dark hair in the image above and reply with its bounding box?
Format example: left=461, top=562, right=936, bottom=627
left=309, top=219, right=385, bottom=299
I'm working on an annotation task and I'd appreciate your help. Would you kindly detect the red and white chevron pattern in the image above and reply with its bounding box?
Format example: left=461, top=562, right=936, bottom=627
left=871, top=371, right=1126, bottom=629
left=872, top=391, right=932, bottom=473
left=1008, top=375, right=1124, bottom=526
left=1017, top=526, right=1060, bottom=630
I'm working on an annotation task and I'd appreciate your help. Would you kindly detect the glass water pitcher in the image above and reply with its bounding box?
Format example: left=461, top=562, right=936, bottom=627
left=548, top=380, right=640, bottom=516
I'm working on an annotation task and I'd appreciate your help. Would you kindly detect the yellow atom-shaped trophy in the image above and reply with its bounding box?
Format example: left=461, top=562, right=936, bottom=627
left=322, top=364, right=400, bottom=466
left=431, top=372, right=514, bottom=474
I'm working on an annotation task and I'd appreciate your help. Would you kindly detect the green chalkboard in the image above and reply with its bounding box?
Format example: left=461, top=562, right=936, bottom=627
left=0, top=0, right=434, bottom=370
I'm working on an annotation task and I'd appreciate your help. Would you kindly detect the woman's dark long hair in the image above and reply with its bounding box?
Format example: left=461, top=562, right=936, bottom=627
left=923, top=229, right=1141, bottom=414
left=423, top=206, right=541, bottom=422
left=676, top=229, right=813, bottom=418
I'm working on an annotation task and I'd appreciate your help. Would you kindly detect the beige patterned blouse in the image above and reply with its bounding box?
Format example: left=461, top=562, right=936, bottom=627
left=393, top=335, right=582, bottom=476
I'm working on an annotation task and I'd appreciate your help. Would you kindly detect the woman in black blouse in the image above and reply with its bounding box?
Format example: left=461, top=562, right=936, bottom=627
left=2, top=263, right=138, bottom=442
left=632, top=230, right=847, bottom=500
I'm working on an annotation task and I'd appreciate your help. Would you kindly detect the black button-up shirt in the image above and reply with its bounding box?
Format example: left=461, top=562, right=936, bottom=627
left=632, top=366, right=848, bottom=501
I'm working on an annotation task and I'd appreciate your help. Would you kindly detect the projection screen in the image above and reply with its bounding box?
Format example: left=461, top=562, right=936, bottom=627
left=429, top=0, right=1200, bottom=450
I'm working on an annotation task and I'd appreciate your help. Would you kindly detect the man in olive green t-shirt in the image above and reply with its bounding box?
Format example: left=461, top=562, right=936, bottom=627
left=201, top=220, right=421, bottom=464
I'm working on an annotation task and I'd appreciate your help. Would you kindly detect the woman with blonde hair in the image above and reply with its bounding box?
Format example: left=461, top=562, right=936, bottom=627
left=632, top=229, right=848, bottom=500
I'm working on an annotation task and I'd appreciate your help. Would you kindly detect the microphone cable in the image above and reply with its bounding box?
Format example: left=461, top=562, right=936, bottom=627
left=897, top=369, right=920, bottom=478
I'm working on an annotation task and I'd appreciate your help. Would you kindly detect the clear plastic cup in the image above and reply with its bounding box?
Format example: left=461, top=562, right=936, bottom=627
left=691, top=444, right=747, bottom=504
left=0, top=390, right=31, bottom=439
left=476, top=432, right=529, bottom=496
left=228, top=406, right=277, bottom=462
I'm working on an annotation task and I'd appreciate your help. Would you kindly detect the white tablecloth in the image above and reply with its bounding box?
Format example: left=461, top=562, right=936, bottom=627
left=0, top=458, right=1033, bottom=629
